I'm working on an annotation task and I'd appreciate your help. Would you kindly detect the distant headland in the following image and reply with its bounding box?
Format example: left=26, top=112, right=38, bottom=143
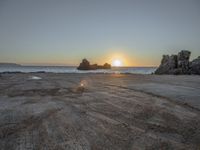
left=0, top=63, right=21, bottom=67
left=77, top=59, right=111, bottom=70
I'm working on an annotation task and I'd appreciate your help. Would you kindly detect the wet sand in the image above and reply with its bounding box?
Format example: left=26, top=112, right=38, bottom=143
left=0, top=73, right=200, bottom=150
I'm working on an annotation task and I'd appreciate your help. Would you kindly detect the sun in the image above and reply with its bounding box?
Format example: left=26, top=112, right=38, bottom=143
left=112, top=59, right=122, bottom=67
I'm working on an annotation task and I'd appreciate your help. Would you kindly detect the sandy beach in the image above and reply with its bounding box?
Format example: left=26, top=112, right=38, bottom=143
left=0, top=73, right=200, bottom=150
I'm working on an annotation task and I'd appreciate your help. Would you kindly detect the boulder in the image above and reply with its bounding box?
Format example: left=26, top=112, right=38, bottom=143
left=190, top=56, right=200, bottom=75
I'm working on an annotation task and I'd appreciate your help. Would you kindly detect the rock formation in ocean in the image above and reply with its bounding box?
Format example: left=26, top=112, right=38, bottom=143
left=77, top=59, right=111, bottom=70
left=155, top=50, right=200, bottom=75
left=77, top=59, right=91, bottom=70
left=97, top=63, right=112, bottom=69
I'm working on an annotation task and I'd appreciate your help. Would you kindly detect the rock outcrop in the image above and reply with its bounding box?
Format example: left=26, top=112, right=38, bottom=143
left=155, top=55, right=178, bottom=74
left=77, top=59, right=111, bottom=70
left=77, top=59, right=91, bottom=70
left=177, top=50, right=191, bottom=74
left=97, top=63, right=112, bottom=69
left=155, top=50, right=200, bottom=75
left=190, top=56, right=200, bottom=75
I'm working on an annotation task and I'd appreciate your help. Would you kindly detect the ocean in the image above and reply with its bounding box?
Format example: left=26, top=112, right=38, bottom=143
left=0, top=66, right=157, bottom=74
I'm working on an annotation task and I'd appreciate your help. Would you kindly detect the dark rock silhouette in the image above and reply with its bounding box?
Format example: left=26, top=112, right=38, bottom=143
left=97, top=63, right=112, bottom=69
left=103, top=63, right=111, bottom=69
left=155, top=55, right=178, bottom=74
left=77, top=59, right=111, bottom=70
left=0, top=63, right=21, bottom=67
left=90, top=64, right=98, bottom=70
left=155, top=50, right=200, bottom=75
left=190, top=56, right=200, bottom=75
left=77, top=59, right=91, bottom=70
left=177, top=50, right=191, bottom=74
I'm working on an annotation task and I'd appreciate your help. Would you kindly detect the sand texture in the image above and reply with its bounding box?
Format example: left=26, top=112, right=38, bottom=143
left=0, top=73, right=200, bottom=150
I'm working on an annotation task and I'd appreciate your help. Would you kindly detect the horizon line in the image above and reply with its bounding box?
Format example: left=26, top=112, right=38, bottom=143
left=0, top=62, right=158, bottom=68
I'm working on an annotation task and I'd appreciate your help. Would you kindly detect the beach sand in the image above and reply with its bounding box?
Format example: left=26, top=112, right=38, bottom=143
left=0, top=73, right=200, bottom=150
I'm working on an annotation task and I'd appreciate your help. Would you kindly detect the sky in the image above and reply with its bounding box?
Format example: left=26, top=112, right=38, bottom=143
left=0, top=0, right=200, bottom=66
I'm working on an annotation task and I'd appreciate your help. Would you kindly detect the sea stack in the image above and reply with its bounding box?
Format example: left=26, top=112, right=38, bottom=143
left=77, top=59, right=91, bottom=70
left=77, top=59, right=111, bottom=70
left=155, top=50, right=200, bottom=75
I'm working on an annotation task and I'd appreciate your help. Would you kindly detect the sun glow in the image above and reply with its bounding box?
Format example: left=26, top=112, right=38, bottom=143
left=112, top=59, right=123, bottom=67
left=104, top=51, right=131, bottom=67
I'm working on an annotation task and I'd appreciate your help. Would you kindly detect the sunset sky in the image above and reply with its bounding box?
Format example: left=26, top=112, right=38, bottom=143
left=0, top=0, right=200, bottom=66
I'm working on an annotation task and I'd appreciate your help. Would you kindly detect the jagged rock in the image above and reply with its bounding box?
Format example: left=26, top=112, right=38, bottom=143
left=190, top=56, right=200, bottom=75
left=77, top=59, right=111, bottom=70
left=155, top=55, right=177, bottom=74
left=177, top=50, right=191, bottom=74
left=77, top=59, right=91, bottom=70
left=155, top=50, right=200, bottom=75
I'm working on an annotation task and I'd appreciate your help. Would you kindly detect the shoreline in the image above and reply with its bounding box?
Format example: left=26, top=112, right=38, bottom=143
left=1, top=71, right=200, bottom=76
left=0, top=66, right=157, bottom=75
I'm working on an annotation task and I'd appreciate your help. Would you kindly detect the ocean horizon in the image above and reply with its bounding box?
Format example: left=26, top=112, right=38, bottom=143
left=0, top=66, right=157, bottom=74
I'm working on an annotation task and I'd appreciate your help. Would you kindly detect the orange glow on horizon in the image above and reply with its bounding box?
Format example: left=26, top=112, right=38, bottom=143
left=20, top=50, right=158, bottom=67
left=107, top=52, right=131, bottom=67
left=112, top=59, right=122, bottom=67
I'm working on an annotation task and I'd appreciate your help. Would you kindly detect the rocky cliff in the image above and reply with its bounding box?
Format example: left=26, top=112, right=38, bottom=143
left=155, top=50, right=200, bottom=75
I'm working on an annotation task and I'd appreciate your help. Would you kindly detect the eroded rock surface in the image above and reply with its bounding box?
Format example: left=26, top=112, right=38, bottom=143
left=177, top=50, right=191, bottom=74
left=155, top=55, right=178, bottom=74
left=0, top=73, right=200, bottom=150
left=190, top=56, right=200, bottom=75
left=155, top=50, right=200, bottom=75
